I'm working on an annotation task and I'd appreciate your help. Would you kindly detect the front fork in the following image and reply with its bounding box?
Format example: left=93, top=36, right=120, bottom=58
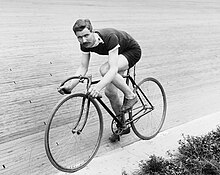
left=72, top=96, right=90, bottom=135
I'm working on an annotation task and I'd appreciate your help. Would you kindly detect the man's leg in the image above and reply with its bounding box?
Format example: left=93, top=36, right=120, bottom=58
left=100, top=55, right=135, bottom=98
left=104, top=83, right=122, bottom=116
left=100, top=55, right=137, bottom=111
left=100, top=56, right=136, bottom=142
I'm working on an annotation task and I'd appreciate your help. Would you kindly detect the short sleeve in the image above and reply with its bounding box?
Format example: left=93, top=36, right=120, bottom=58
left=105, top=34, right=119, bottom=51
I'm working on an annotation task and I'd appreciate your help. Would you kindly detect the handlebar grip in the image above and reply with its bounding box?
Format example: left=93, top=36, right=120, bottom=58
left=61, top=88, right=71, bottom=94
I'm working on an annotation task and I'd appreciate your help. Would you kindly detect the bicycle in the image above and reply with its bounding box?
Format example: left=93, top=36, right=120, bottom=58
left=44, top=66, right=167, bottom=173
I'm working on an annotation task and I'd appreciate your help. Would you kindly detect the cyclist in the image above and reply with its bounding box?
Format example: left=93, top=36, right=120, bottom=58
left=58, top=19, right=142, bottom=142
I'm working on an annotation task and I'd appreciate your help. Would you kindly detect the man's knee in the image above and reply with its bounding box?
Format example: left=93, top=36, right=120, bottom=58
left=104, top=87, right=117, bottom=99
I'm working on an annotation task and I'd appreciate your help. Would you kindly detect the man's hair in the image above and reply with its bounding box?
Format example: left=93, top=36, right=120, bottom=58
left=73, top=19, right=93, bottom=33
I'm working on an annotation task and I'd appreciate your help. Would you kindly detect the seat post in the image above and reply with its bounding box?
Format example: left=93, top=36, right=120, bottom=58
left=125, top=64, right=136, bottom=85
left=133, top=64, right=136, bottom=82
left=126, top=68, right=130, bottom=85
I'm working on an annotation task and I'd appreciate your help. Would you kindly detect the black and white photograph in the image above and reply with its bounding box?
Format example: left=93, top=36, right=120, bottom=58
left=1, top=0, right=220, bottom=174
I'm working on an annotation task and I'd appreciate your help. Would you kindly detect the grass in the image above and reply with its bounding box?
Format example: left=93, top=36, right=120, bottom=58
left=123, top=126, right=220, bottom=175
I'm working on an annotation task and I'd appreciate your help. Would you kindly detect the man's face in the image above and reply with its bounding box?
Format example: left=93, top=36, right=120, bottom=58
left=75, top=28, right=95, bottom=48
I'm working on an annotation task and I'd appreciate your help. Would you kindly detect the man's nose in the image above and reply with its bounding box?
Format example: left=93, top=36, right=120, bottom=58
left=82, top=37, right=87, bottom=43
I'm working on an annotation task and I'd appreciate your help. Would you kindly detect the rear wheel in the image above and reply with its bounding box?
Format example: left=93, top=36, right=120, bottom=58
left=130, top=77, right=167, bottom=140
left=45, top=93, right=103, bottom=173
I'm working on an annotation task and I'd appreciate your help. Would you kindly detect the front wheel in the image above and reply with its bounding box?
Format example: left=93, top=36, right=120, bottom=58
left=45, top=93, right=103, bottom=173
left=130, top=77, right=167, bottom=140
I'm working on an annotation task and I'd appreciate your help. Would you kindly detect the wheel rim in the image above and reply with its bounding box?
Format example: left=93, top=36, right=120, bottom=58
left=45, top=93, right=103, bottom=173
left=131, top=78, right=166, bottom=140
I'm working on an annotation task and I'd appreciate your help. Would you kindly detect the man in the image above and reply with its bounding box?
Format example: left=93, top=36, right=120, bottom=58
left=58, top=19, right=141, bottom=142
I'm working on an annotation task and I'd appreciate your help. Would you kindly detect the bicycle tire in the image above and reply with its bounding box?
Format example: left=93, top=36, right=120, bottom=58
left=45, top=93, right=103, bottom=173
left=130, top=77, right=167, bottom=140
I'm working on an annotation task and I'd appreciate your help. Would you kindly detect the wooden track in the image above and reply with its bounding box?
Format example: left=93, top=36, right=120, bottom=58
left=1, top=0, right=220, bottom=174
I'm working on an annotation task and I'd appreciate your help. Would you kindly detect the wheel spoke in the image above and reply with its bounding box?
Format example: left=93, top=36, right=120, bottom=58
left=130, top=78, right=167, bottom=140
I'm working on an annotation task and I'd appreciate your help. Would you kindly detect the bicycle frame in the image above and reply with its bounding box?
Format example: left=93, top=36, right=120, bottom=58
left=59, top=67, right=154, bottom=128
left=90, top=80, right=123, bottom=126
left=46, top=66, right=166, bottom=173
left=91, top=71, right=154, bottom=127
left=89, top=69, right=138, bottom=126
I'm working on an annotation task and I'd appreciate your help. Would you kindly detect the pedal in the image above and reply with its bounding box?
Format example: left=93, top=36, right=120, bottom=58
left=120, top=127, right=130, bottom=135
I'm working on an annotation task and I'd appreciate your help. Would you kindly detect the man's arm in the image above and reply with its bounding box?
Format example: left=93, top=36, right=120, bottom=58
left=58, top=53, right=90, bottom=94
left=69, top=53, right=90, bottom=89
left=88, top=48, right=118, bottom=97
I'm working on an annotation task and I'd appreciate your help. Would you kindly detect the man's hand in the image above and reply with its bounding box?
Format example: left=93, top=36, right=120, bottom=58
left=88, top=86, right=101, bottom=98
left=57, top=86, right=72, bottom=95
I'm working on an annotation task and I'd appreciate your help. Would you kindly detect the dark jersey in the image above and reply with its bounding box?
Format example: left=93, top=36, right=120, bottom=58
left=80, top=28, right=140, bottom=55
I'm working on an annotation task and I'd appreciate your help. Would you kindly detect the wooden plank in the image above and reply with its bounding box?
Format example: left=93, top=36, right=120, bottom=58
left=1, top=0, right=220, bottom=174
